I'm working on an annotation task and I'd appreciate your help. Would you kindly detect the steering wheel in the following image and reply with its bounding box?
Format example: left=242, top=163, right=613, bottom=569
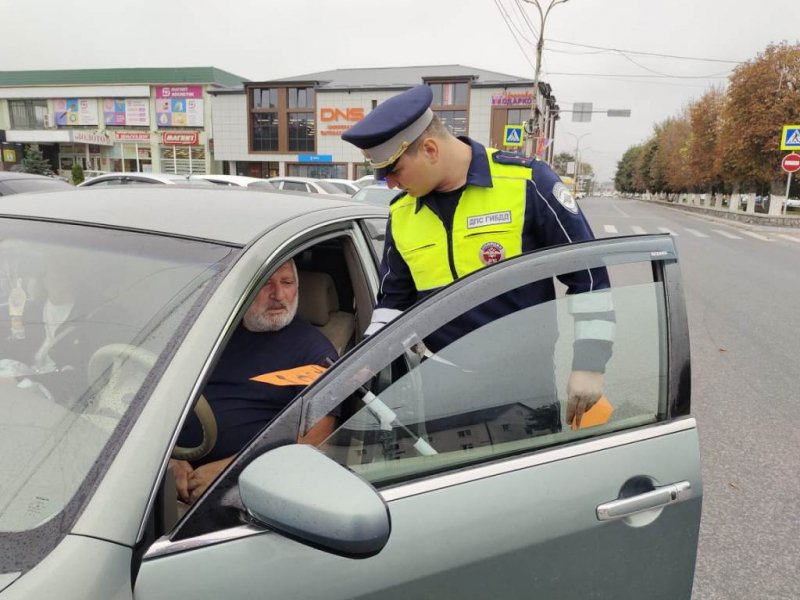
left=171, top=394, right=218, bottom=461
left=87, top=344, right=217, bottom=461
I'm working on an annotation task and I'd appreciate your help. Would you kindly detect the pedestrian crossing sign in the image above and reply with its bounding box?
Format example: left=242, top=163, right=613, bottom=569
left=781, top=125, right=800, bottom=150
left=503, top=125, right=524, bottom=147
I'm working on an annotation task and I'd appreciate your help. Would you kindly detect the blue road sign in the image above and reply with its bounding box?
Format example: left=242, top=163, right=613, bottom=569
left=781, top=125, right=800, bottom=150
left=503, top=125, right=524, bottom=147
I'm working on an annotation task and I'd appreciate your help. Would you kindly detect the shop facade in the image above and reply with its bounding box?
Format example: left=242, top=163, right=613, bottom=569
left=0, top=68, right=246, bottom=178
left=210, top=65, right=561, bottom=180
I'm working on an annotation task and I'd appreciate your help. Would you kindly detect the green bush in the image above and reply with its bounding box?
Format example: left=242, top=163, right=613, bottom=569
left=71, top=162, right=85, bottom=186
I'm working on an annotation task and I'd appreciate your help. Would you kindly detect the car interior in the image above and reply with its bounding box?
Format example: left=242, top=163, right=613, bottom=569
left=143, top=231, right=378, bottom=548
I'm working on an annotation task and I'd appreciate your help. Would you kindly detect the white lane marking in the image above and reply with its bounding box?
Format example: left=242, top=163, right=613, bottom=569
left=684, top=228, right=709, bottom=238
left=631, top=226, right=647, bottom=234
left=775, top=234, right=800, bottom=243
left=604, top=225, right=618, bottom=234
left=657, top=227, right=678, bottom=236
left=740, top=230, right=772, bottom=241
left=712, top=229, right=743, bottom=240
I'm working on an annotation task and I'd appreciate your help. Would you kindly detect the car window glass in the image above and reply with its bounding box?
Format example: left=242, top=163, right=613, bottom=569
left=0, top=218, right=237, bottom=533
left=282, top=181, right=307, bottom=192
left=361, top=218, right=387, bottom=258
left=314, top=180, right=345, bottom=194
left=127, top=178, right=159, bottom=185
left=314, top=259, right=669, bottom=488
left=84, top=179, right=124, bottom=186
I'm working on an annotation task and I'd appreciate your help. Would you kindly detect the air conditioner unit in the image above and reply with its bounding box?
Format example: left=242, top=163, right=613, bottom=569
left=42, top=113, right=54, bottom=128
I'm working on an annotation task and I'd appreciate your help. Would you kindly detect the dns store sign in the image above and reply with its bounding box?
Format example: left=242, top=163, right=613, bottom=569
left=319, top=107, right=364, bottom=137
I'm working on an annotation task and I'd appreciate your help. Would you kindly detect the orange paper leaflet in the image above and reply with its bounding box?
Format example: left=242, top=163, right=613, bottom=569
left=570, top=394, right=614, bottom=430
left=250, top=364, right=328, bottom=386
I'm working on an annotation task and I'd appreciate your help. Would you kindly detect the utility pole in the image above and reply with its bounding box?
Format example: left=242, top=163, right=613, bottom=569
left=522, top=0, right=570, bottom=158
left=564, top=131, right=590, bottom=194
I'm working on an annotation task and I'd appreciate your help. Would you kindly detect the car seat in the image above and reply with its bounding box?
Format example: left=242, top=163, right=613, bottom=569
left=297, top=270, right=355, bottom=357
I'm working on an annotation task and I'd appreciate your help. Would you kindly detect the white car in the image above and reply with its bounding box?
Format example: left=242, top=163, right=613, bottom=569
left=78, top=173, right=216, bottom=187
left=190, top=174, right=276, bottom=189
left=354, top=175, right=380, bottom=188
left=319, top=178, right=360, bottom=195
left=266, top=176, right=350, bottom=196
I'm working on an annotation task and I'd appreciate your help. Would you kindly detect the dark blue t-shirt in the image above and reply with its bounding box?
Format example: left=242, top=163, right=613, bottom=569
left=178, top=317, right=337, bottom=466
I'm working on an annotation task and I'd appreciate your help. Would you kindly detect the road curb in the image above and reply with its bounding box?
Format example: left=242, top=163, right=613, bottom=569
left=624, top=196, right=800, bottom=230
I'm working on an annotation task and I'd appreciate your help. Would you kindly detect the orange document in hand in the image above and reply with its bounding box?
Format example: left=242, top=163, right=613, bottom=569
left=570, top=394, right=614, bottom=430
left=250, top=364, right=328, bottom=386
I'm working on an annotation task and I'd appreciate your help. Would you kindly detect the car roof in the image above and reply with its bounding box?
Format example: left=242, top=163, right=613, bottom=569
left=79, top=172, right=194, bottom=185
left=267, top=176, right=319, bottom=183
left=0, top=171, right=62, bottom=181
left=192, top=174, right=272, bottom=186
left=0, top=186, right=386, bottom=245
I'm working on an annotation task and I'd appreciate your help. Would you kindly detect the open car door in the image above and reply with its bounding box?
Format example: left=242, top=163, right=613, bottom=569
left=136, top=234, right=701, bottom=600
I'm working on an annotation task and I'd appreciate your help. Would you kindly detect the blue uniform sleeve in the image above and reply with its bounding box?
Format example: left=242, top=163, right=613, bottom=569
left=375, top=215, right=417, bottom=311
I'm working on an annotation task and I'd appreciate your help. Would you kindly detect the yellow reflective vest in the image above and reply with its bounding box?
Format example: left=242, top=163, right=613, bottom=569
left=389, top=149, right=528, bottom=292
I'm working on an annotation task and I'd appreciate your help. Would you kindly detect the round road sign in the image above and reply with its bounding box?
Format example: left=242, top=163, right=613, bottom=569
left=781, top=153, right=800, bottom=173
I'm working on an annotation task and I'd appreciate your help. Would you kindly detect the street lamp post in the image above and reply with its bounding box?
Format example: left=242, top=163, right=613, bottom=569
left=564, top=131, right=590, bottom=195
left=522, top=0, right=570, bottom=158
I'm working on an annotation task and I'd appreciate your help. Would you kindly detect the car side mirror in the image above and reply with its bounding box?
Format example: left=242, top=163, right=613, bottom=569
left=238, top=444, right=390, bottom=558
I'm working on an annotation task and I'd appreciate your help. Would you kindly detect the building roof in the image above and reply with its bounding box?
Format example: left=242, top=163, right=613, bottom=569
left=267, top=65, right=534, bottom=90
left=0, top=67, right=248, bottom=88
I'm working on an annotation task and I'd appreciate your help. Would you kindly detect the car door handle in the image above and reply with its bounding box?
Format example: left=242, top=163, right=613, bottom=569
left=596, top=481, right=692, bottom=521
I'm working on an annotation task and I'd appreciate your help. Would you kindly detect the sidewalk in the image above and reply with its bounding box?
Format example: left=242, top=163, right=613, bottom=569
left=626, top=195, right=800, bottom=230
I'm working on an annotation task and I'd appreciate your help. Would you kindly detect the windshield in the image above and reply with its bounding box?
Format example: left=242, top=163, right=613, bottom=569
left=352, top=186, right=402, bottom=205
left=0, top=218, right=237, bottom=540
left=314, top=180, right=347, bottom=194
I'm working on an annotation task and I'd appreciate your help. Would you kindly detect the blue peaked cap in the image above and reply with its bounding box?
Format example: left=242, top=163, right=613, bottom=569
left=342, top=85, right=434, bottom=178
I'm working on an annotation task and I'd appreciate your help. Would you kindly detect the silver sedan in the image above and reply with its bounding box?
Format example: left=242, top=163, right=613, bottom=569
left=0, top=186, right=701, bottom=599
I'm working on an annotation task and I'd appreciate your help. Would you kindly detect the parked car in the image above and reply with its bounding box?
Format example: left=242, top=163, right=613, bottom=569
left=77, top=172, right=217, bottom=187
left=354, top=174, right=379, bottom=188
left=0, top=185, right=701, bottom=598
left=318, top=178, right=360, bottom=195
left=190, top=174, right=276, bottom=189
left=0, top=171, right=73, bottom=196
left=352, top=183, right=405, bottom=206
left=266, top=176, right=350, bottom=196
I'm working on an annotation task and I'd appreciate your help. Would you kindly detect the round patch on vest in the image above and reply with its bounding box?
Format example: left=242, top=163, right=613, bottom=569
left=480, top=242, right=505, bottom=265
left=553, top=182, right=578, bottom=214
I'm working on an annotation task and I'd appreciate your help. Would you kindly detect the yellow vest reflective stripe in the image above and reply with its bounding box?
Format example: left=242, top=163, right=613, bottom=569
left=390, top=150, right=528, bottom=292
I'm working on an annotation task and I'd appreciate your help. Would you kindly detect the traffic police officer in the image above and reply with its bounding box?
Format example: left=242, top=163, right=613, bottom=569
left=342, top=85, right=614, bottom=428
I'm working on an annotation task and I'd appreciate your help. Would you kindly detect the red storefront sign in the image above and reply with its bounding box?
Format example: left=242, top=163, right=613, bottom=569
left=161, top=132, right=199, bottom=145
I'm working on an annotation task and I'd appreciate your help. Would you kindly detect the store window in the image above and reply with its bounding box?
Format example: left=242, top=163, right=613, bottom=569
left=235, top=161, right=279, bottom=178
left=9, top=100, right=48, bottom=129
left=160, top=145, right=206, bottom=174
left=248, top=86, right=316, bottom=153
left=427, top=81, right=469, bottom=137
left=287, top=163, right=347, bottom=179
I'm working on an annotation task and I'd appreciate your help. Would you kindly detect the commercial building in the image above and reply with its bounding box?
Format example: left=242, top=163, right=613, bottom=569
left=210, top=65, right=560, bottom=180
left=0, top=67, right=246, bottom=177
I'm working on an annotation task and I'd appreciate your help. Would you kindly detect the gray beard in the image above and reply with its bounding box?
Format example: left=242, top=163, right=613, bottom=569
left=242, top=296, right=298, bottom=332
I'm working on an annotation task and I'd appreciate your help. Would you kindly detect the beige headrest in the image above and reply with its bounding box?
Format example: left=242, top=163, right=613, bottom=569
left=297, top=271, right=340, bottom=326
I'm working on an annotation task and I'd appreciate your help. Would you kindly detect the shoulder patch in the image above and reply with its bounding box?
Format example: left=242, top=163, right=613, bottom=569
left=552, top=182, right=579, bottom=214
left=492, top=150, right=536, bottom=168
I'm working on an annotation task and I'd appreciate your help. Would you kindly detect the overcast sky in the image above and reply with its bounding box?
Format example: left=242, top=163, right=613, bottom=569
left=1, top=0, right=797, bottom=181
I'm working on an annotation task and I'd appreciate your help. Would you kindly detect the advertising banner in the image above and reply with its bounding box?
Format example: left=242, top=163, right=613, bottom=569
left=104, top=98, right=150, bottom=126
left=155, top=86, right=204, bottom=127
left=54, top=98, right=99, bottom=126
